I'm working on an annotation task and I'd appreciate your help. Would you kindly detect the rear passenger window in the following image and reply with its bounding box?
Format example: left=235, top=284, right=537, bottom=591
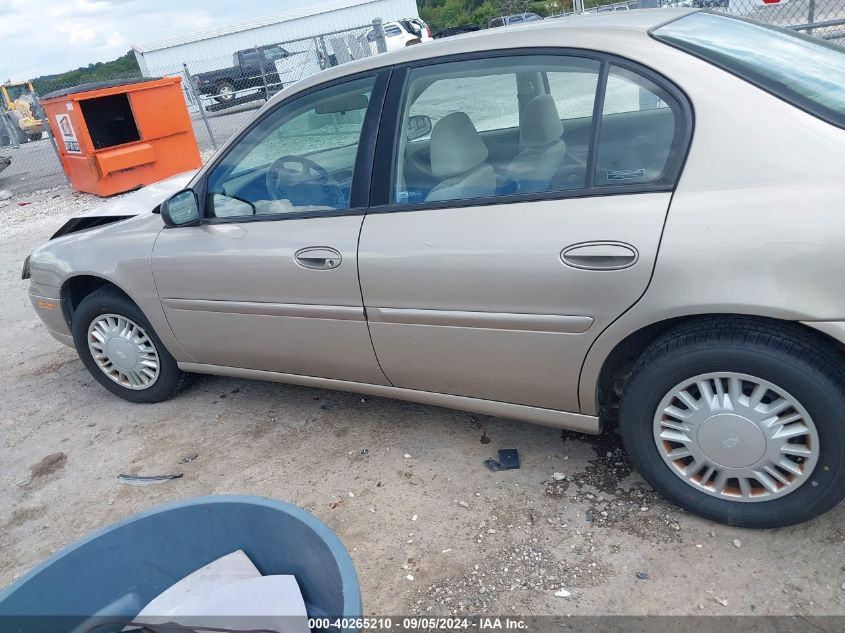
left=393, top=55, right=600, bottom=204
left=390, top=56, right=687, bottom=206
left=595, top=65, right=681, bottom=187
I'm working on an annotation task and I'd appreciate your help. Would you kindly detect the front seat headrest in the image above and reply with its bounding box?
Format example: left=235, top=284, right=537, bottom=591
left=520, top=94, right=564, bottom=148
left=429, top=112, right=489, bottom=179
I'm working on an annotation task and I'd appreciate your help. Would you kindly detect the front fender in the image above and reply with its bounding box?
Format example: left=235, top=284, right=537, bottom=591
left=30, top=214, right=193, bottom=362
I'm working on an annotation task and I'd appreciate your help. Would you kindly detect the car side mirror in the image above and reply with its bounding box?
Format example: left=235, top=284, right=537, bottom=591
left=407, top=114, right=432, bottom=142
left=161, top=189, right=200, bottom=227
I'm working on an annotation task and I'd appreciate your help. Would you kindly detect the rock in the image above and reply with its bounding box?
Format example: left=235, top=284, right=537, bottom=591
left=412, top=514, right=418, bottom=521
left=636, top=571, right=649, bottom=580
left=348, top=491, right=355, bottom=498
left=733, top=539, right=742, bottom=548
left=553, top=472, right=566, bottom=481
left=404, top=453, right=412, bottom=459
left=0, top=190, right=11, bottom=201
left=554, top=588, right=571, bottom=598
left=406, top=574, right=415, bottom=581
left=640, top=506, right=649, bottom=512
left=457, top=500, right=469, bottom=508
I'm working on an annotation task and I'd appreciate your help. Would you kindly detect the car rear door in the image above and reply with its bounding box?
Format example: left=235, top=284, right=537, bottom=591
left=358, top=54, right=691, bottom=412
left=152, top=71, right=390, bottom=384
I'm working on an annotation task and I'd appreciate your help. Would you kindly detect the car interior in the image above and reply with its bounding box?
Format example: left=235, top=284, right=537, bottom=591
left=205, top=87, right=372, bottom=218
left=395, top=65, right=678, bottom=205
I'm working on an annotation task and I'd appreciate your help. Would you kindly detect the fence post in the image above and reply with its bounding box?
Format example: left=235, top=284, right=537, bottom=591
left=255, top=46, right=271, bottom=102
left=182, top=63, right=218, bottom=151
left=808, top=0, right=816, bottom=32
left=372, top=18, right=387, bottom=54
left=318, top=35, right=331, bottom=69
left=35, top=97, right=69, bottom=184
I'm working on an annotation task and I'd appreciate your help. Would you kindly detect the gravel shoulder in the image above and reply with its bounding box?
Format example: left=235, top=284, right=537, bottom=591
left=1, top=186, right=844, bottom=616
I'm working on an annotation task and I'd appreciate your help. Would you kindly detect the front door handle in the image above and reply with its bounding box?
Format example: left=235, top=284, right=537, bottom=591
left=295, top=247, right=341, bottom=270
left=561, top=241, right=638, bottom=271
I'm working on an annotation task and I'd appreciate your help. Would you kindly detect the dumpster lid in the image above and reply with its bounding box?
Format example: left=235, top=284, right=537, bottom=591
left=42, top=77, right=164, bottom=100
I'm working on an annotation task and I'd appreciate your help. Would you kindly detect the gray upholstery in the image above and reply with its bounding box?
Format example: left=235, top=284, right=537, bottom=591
left=426, top=163, right=497, bottom=202
left=426, top=112, right=496, bottom=202
left=506, top=94, right=567, bottom=193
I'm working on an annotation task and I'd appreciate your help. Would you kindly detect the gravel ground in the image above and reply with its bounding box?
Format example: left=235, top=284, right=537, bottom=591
left=1, top=186, right=845, bottom=618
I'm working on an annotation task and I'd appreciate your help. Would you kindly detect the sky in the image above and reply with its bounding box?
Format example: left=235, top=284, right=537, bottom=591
left=0, top=0, right=316, bottom=79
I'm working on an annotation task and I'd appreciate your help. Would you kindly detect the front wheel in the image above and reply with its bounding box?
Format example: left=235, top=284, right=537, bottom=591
left=71, top=286, right=188, bottom=403
left=619, top=318, right=845, bottom=528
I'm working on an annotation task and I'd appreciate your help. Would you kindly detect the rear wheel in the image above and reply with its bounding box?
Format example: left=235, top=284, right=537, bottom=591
left=71, top=286, right=188, bottom=403
left=619, top=318, right=845, bottom=527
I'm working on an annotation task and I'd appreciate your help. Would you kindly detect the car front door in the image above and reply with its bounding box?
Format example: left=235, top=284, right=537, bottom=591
left=358, top=54, right=690, bottom=412
left=152, top=72, right=390, bottom=384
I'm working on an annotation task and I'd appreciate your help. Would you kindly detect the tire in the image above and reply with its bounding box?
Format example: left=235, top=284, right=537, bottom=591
left=214, top=80, right=236, bottom=103
left=619, top=317, right=845, bottom=528
left=71, top=286, right=188, bottom=404
left=27, top=133, right=41, bottom=142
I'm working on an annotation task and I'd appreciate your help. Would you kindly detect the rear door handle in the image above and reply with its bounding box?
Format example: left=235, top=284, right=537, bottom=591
left=561, top=242, right=638, bottom=271
left=295, top=247, right=341, bottom=270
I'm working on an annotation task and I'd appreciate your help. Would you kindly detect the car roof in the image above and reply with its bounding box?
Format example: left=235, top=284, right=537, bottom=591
left=264, top=9, right=697, bottom=110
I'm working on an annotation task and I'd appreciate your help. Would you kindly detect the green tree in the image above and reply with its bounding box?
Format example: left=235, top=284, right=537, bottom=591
left=32, top=51, right=141, bottom=96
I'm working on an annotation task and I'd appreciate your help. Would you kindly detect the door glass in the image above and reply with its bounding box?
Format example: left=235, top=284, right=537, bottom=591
left=262, top=47, right=288, bottom=62
left=393, top=55, right=600, bottom=204
left=595, top=65, right=680, bottom=187
left=206, top=75, right=376, bottom=218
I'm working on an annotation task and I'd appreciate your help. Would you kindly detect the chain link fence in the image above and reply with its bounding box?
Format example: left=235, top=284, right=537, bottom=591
left=571, top=0, right=845, bottom=40
left=0, top=7, right=841, bottom=198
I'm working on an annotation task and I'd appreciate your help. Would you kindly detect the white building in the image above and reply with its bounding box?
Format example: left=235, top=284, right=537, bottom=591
left=132, top=0, right=420, bottom=77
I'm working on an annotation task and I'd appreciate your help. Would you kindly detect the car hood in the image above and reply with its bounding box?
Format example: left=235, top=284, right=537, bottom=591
left=51, top=170, right=198, bottom=239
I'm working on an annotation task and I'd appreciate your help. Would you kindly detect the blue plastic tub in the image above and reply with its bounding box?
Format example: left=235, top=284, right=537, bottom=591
left=0, top=495, right=361, bottom=632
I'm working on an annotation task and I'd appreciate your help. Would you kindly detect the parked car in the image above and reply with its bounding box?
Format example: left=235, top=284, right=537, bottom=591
left=371, top=18, right=434, bottom=51
left=193, top=45, right=290, bottom=104
left=433, top=24, right=481, bottom=38
left=488, top=13, right=543, bottom=27
left=24, top=10, right=845, bottom=528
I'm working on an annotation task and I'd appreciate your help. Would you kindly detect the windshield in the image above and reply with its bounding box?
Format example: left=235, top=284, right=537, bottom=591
left=653, top=12, right=845, bottom=128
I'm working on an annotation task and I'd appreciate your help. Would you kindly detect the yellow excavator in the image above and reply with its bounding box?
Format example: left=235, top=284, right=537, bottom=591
left=1, top=80, right=44, bottom=146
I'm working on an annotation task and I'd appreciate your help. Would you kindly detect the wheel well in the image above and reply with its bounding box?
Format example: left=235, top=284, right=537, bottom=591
left=595, top=314, right=845, bottom=421
left=60, top=276, right=126, bottom=328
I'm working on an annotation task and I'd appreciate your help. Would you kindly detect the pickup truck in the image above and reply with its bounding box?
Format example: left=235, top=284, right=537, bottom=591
left=193, top=45, right=291, bottom=105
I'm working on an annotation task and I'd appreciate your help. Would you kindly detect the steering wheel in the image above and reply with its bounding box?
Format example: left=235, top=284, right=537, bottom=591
left=265, top=155, right=345, bottom=209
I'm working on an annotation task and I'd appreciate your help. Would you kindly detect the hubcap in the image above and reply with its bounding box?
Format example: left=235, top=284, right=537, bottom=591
left=87, top=314, right=160, bottom=390
left=653, top=372, right=818, bottom=502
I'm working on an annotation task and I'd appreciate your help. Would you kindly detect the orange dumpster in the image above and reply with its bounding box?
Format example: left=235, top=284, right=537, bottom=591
left=41, top=77, right=202, bottom=197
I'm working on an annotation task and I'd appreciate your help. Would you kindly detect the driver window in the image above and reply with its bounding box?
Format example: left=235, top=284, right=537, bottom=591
left=205, top=75, right=375, bottom=219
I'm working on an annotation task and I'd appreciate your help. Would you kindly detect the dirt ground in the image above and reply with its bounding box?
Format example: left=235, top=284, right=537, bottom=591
left=1, top=186, right=844, bottom=617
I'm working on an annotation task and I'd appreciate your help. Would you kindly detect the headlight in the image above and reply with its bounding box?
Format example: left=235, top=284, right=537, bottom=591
left=21, top=254, right=31, bottom=280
